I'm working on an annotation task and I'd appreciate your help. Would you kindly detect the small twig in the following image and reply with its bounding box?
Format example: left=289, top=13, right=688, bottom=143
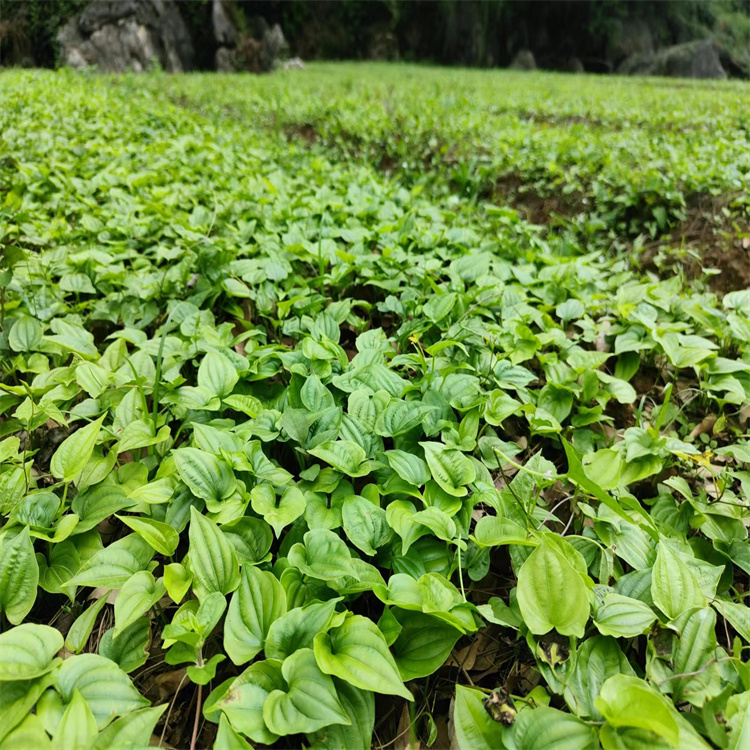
left=159, top=671, right=188, bottom=747
left=561, top=500, right=577, bottom=535
left=373, top=704, right=396, bottom=734
left=722, top=615, right=732, bottom=652
left=494, top=446, right=556, bottom=480
left=373, top=709, right=425, bottom=750
left=495, top=454, right=531, bottom=525
left=460, top=661, right=474, bottom=687
left=536, top=495, right=573, bottom=530
left=654, top=656, right=735, bottom=687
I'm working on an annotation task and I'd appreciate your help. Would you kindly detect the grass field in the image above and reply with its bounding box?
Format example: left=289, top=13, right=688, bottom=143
left=1, top=64, right=749, bottom=750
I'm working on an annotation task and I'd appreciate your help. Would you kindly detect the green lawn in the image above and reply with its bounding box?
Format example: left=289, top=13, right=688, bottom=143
left=1, top=64, right=749, bottom=750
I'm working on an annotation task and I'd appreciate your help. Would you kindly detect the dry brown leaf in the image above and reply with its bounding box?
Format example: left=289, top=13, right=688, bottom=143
left=431, top=715, right=451, bottom=750
left=471, top=507, right=486, bottom=523
left=447, top=642, right=479, bottom=672
left=601, top=423, right=617, bottom=441
left=149, top=734, right=173, bottom=748
left=394, top=702, right=420, bottom=750
left=595, top=320, right=611, bottom=352
left=447, top=631, right=502, bottom=673
left=97, top=517, right=119, bottom=536
left=689, top=415, right=717, bottom=439
left=446, top=694, right=459, bottom=750
left=89, top=587, right=118, bottom=605
left=155, top=668, right=188, bottom=702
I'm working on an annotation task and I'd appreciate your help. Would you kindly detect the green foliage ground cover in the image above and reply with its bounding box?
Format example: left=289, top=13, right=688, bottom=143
left=0, top=64, right=749, bottom=749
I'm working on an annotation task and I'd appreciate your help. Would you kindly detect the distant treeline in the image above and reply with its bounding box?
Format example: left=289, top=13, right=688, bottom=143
left=2, top=0, right=749, bottom=73
left=252, top=0, right=750, bottom=71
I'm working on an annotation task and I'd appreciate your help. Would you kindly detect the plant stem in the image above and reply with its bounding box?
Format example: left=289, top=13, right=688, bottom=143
left=189, top=682, right=203, bottom=750
left=153, top=600, right=167, bottom=627
left=456, top=540, right=467, bottom=602
left=494, top=447, right=556, bottom=480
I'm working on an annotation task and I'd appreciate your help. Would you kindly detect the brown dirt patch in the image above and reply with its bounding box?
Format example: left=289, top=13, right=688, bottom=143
left=703, top=241, right=750, bottom=294
left=639, top=194, right=750, bottom=293
left=517, top=111, right=617, bottom=130
left=491, top=174, right=582, bottom=225
left=283, top=122, right=318, bottom=145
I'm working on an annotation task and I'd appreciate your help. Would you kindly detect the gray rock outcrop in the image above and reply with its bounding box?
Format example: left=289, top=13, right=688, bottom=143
left=566, top=57, right=585, bottom=73
left=57, top=0, right=194, bottom=72
left=618, top=39, right=726, bottom=79
left=213, top=0, right=288, bottom=75
left=510, top=49, right=536, bottom=71
left=212, top=0, right=236, bottom=47
left=609, top=19, right=655, bottom=67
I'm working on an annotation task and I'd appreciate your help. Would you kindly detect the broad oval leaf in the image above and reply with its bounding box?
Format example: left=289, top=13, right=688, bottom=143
left=251, top=483, right=306, bottom=538
left=0, top=623, right=63, bottom=681
left=375, top=400, right=435, bottom=437
left=68, top=534, right=154, bottom=589
left=57, top=653, right=149, bottom=729
left=420, top=442, right=476, bottom=497
left=313, top=614, right=412, bottom=700
left=50, top=416, right=105, bottom=483
left=510, top=705, right=599, bottom=750
left=216, top=660, right=285, bottom=745
left=516, top=535, right=590, bottom=637
left=164, top=562, right=193, bottom=604
left=263, top=648, right=350, bottom=736
left=10, top=491, right=59, bottom=528
left=288, top=529, right=358, bottom=581
left=113, top=571, right=166, bottom=637
left=341, top=495, right=393, bottom=556
left=116, top=514, right=179, bottom=557
left=384, top=450, right=431, bottom=487
left=198, top=351, right=239, bottom=398
left=222, top=516, right=273, bottom=564
left=72, top=485, right=134, bottom=534
left=0, top=528, right=39, bottom=625
left=564, top=636, right=635, bottom=719
left=472, top=516, right=534, bottom=548
left=9, top=315, right=43, bottom=352
left=306, top=678, right=375, bottom=750
left=174, top=447, right=236, bottom=505
left=309, top=440, right=370, bottom=477
left=651, top=543, right=706, bottom=620
left=188, top=506, right=240, bottom=596
left=224, top=565, right=287, bottom=665
left=453, top=684, right=505, bottom=750
left=595, top=675, right=680, bottom=746
left=99, top=617, right=150, bottom=673
left=594, top=593, right=657, bottom=639
left=265, top=599, right=339, bottom=661
left=301, top=374, right=335, bottom=412
left=391, top=609, right=461, bottom=681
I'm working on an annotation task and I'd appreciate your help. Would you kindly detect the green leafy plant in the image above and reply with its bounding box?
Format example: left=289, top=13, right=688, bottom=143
left=0, top=63, right=749, bottom=749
